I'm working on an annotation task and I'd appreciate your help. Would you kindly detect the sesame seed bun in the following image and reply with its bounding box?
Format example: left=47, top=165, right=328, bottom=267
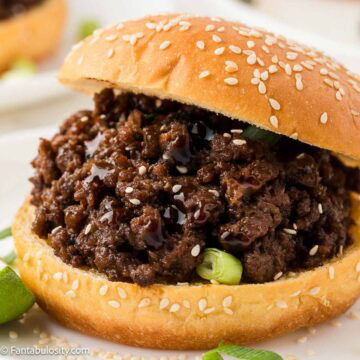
left=12, top=194, right=360, bottom=350
left=58, top=14, right=360, bottom=162
left=0, top=0, right=66, bottom=73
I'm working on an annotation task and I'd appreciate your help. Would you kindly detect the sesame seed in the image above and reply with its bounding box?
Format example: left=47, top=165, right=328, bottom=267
left=9, top=331, right=18, bottom=340
left=196, top=40, right=205, bottom=50
left=80, top=116, right=88, bottom=122
left=285, top=64, right=292, bottom=75
left=99, top=285, right=108, bottom=296
left=160, top=298, right=169, bottom=309
left=320, top=68, right=328, bottom=75
left=208, top=189, right=220, bottom=197
left=125, top=187, right=134, bottom=194
left=253, top=69, right=260, bottom=78
left=283, top=228, right=297, bottom=235
left=169, top=303, right=180, bottom=313
left=217, top=26, right=225, bottom=32
left=351, top=109, right=360, bottom=116
left=204, top=307, right=216, bottom=314
left=301, top=61, right=314, bottom=70
left=276, top=300, right=288, bottom=309
left=356, top=261, right=360, bottom=272
left=257, top=57, right=265, bottom=67
left=232, top=139, right=247, bottom=146
left=105, top=34, right=118, bottom=42
left=205, top=24, right=215, bottom=32
left=247, top=40, right=255, bottom=48
left=309, top=245, right=319, bottom=256
left=63, top=272, right=68, bottom=283
left=251, top=78, right=260, bottom=85
left=122, top=34, right=130, bottom=41
left=84, top=224, right=91, bottom=235
left=230, top=129, right=243, bottom=134
left=129, top=199, right=141, bottom=205
left=247, top=53, right=257, bottom=65
left=318, top=203, right=323, bottom=214
left=183, top=300, right=191, bottom=309
left=309, top=287, right=320, bottom=296
left=159, top=40, right=171, bottom=50
left=107, top=48, right=114, bottom=58
left=339, top=245, right=344, bottom=255
left=222, top=296, right=232, bottom=307
left=336, top=91, right=342, bottom=101
left=72, top=280, right=79, bottom=291
left=108, top=300, right=120, bottom=309
left=176, top=166, right=188, bottom=174
left=290, top=290, right=301, bottom=297
left=179, top=25, right=190, bottom=32
left=296, top=77, right=303, bottom=91
left=286, top=52, right=298, bottom=60
left=191, top=245, right=201, bottom=257
left=260, top=71, right=269, bottom=81
left=269, top=98, right=281, bottom=111
left=138, top=298, right=151, bottom=308
left=293, top=64, right=303, bottom=72
left=224, top=77, right=238, bottom=85
left=139, top=166, right=147, bottom=175
left=293, top=223, right=298, bottom=230
left=116, top=23, right=124, bottom=30
left=225, top=60, right=238, bottom=72
left=117, top=287, right=127, bottom=299
left=199, top=70, right=210, bottom=79
left=229, top=45, right=241, bottom=54
left=297, top=336, right=308, bottom=344
left=172, top=184, right=182, bottom=193
left=269, top=65, right=278, bottom=73
left=290, top=132, right=298, bottom=140
left=329, top=71, right=339, bottom=80
left=65, top=290, right=76, bottom=298
left=89, top=36, right=99, bottom=45
left=214, top=47, right=225, bottom=55
left=270, top=115, right=279, bottom=128
left=224, top=307, right=233, bottom=315
left=272, top=55, right=279, bottom=64
left=328, top=266, right=335, bottom=280
left=262, top=45, right=270, bottom=53
left=23, top=252, right=30, bottom=262
left=43, top=273, right=49, bottom=282
left=274, top=272, right=283, bottom=280
left=53, top=272, right=62, bottom=281
left=212, top=34, right=222, bottom=43
left=320, top=112, right=328, bottom=124
left=258, top=81, right=266, bottom=94
left=198, top=298, right=207, bottom=312
left=323, top=78, right=334, bottom=87
left=223, top=132, right=231, bottom=138
left=77, top=56, right=84, bottom=65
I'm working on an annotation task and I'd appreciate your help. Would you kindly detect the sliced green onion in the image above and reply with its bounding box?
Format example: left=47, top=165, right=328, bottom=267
left=242, top=125, right=281, bottom=146
left=1, top=251, right=16, bottom=265
left=196, top=248, right=243, bottom=285
left=203, top=342, right=283, bottom=360
left=2, top=58, right=36, bottom=79
left=0, top=227, right=11, bottom=240
left=79, top=20, right=100, bottom=40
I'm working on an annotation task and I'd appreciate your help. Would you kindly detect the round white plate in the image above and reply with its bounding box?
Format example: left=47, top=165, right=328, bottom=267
left=1, top=127, right=360, bottom=360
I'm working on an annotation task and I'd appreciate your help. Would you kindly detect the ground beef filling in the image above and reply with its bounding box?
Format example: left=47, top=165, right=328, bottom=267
left=0, top=0, right=44, bottom=20
left=30, top=89, right=360, bottom=286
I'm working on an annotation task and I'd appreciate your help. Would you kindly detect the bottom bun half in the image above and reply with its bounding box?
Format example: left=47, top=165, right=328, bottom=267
left=12, top=195, right=360, bottom=350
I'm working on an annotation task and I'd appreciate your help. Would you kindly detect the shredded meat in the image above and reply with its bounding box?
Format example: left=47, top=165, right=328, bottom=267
left=0, top=0, right=44, bottom=20
left=30, top=89, right=360, bottom=286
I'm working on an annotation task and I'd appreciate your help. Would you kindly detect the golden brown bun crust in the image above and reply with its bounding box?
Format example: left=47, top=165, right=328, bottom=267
left=12, top=195, right=360, bottom=350
left=0, top=0, right=66, bottom=73
left=58, top=14, right=360, bottom=162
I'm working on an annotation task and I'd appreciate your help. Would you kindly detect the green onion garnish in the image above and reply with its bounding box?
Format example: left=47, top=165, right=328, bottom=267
left=79, top=20, right=100, bottom=40
left=2, top=58, right=36, bottom=79
left=203, top=342, right=283, bottom=360
left=242, top=125, right=281, bottom=146
left=1, top=251, right=16, bottom=265
left=196, top=248, right=243, bottom=285
left=0, top=227, right=11, bottom=240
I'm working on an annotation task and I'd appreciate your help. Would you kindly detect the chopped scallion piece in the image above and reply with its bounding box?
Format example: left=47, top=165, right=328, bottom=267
left=242, top=125, right=281, bottom=146
left=196, top=248, right=242, bottom=285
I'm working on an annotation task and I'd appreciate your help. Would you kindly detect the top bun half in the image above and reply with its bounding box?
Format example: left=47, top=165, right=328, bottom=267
left=58, top=14, right=360, bottom=161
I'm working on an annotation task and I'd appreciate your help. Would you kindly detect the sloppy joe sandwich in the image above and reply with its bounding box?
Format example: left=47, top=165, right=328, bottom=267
left=13, top=14, right=360, bottom=350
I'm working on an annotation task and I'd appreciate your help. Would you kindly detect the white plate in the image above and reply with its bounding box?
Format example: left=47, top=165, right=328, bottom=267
left=1, top=0, right=360, bottom=112
left=1, top=127, right=360, bottom=360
